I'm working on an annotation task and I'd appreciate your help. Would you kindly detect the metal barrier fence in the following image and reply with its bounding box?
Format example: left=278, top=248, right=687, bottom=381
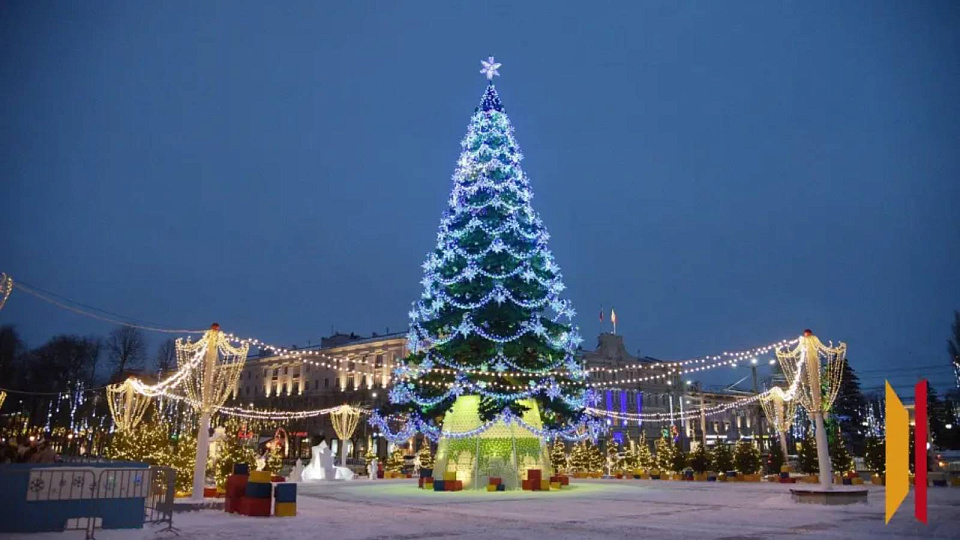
left=0, top=464, right=177, bottom=539
left=144, top=466, right=177, bottom=534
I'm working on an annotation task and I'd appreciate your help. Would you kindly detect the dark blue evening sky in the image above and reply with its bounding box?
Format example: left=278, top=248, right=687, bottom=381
left=2, top=1, right=958, bottom=394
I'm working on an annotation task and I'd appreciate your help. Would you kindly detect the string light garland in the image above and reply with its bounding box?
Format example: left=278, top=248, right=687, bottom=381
left=760, top=386, right=797, bottom=457
left=106, top=378, right=152, bottom=432
left=0, top=273, right=12, bottom=311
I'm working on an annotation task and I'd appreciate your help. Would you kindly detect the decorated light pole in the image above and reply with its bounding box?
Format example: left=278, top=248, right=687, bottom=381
left=760, top=386, right=796, bottom=461
left=330, top=405, right=362, bottom=467
left=179, top=323, right=248, bottom=500
left=776, top=330, right=845, bottom=490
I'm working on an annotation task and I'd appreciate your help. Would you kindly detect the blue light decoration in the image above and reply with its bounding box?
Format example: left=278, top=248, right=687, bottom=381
left=375, top=60, right=594, bottom=447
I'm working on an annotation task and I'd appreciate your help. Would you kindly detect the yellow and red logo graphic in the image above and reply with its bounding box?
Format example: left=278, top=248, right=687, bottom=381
left=885, top=379, right=927, bottom=524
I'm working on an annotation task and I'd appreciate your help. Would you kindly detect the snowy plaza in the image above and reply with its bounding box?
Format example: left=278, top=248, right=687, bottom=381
left=5, top=479, right=960, bottom=540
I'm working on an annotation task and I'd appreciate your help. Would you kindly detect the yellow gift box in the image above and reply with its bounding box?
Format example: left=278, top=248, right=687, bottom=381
left=550, top=481, right=561, bottom=490
left=486, top=484, right=497, bottom=492
left=780, top=465, right=793, bottom=473
left=443, top=471, right=457, bottom=482
left=249, top=470, right=272, bottom=483
left=540, top=480, right=550, bottom=490
left=274, top=502, right=297, bottom=517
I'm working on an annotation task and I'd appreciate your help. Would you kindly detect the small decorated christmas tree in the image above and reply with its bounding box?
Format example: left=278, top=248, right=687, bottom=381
left=568, top=441, right=589, bottom=472
left=418, top=443, right=434, bottom=471
left=689, top=443, right=710, bottom=474
left=636, top=434, right=654, bottom=470
left=797, top=431, right=819, bottom=474
left=830, top=435, right=853, bottom=474
left=766, top=438, right=785, bottom=474
left=654, top=436, right=675, bottom=472
left=550, top=439, right=568, bottom=474
left=386, top=447, right=405, bottom=474
left=670, top=441, right=688, bottom=473
left=711, top=443, right=734, bottom=473
left=733, top=439, right=761, bottom=475
left=587, top=441, right=605, bottom=473
left=864, top=436, right=885, bottom=476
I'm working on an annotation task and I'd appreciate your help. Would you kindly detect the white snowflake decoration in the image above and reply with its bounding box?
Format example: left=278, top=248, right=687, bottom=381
left=480, top=56, right=502, bottom=80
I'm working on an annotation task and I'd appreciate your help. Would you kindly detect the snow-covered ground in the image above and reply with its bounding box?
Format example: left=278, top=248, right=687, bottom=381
left=5, top=478, right=959, bottom=539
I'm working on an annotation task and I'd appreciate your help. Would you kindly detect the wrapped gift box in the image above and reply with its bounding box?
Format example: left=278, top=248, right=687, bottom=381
left=274, top=483, right=297, bottom=503
left=496, top=483, right=505, bottom=491
left=233, top=463, right=250, bottom=476
left=486, top=484, right=497, bottom=492
left=527, top=469, right=542, bottom=483
left=226, top=475, right=248, bottom=499
left=433, top=480, right=446, bottom=491
left=271, top=476, right=285, bottom=483
left=238, top=497, right=271, bottom=517
left=245, top=482, right=273, bottom=499
left=489, top=477, right=502, bottom=486
left=521, top=479, right=532, bottom=491
left=550, top=481, right=561, bottom=490
left=540, top=480, right=550, bottom=491
left=249, top=471, right=272, bottom=483
left=443, top=471, right=457, bottom=482
left=274, top=502, right=296, bottom=517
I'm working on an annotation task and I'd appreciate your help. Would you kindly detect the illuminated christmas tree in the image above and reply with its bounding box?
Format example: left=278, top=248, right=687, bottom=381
left=655, top=436, right=675, bottom=472
left=636, top=434, right=654, bottom=470
left=549, top=439, right=568, bottom=474
left=383, top=58, right=594, bottom=489
left=733, top=439, right=761, bottom=474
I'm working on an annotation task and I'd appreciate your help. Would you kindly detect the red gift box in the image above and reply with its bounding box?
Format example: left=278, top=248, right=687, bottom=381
left=488, top=477, right=502, bottom=486
left=559, top=476, right=569, bottom=486
left=225, top=497, right=238, bottom=513
left=449, top=480, right=462, bottom=492
left=527, top=469, right=542, bottom=483
left=238, top=497, right=272, bottom=517
left=226, top=474, right=248, bottom=500
left=521, top=479, right=532, bottom=491
left=271, top=475, right=286, bottom=483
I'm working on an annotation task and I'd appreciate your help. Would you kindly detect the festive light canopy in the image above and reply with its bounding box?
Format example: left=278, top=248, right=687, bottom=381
left=106, top=378, right=152, bottom=432
left=179, top=326, right=248, bottom=415
left=776, top=331, right=846, bottom=414
left=760, top=386, right=797, bottom=434
left=330, top=404, right=363, bottom=442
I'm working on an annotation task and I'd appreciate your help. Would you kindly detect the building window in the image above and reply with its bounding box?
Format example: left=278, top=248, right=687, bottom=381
left=324, top=378, right=329, bottom=388
left=293, top=368, right=300, bottom=379
left=272, top=369, right=279, bottom=380
left=282, top=383, right=288, bottom=395
left=314, top=380, right=319, bottom=390
left=284, top=366, right=289, bottom=375
left=376, top=354, right=383, bottom=368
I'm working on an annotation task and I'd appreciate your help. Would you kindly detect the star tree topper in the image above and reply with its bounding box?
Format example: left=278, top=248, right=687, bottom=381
left=480, top=56, right=502, bottom=80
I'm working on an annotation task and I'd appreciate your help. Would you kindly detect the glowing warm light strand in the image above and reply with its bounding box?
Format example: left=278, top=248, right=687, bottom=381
left=106, top=378, right=152, bottom=432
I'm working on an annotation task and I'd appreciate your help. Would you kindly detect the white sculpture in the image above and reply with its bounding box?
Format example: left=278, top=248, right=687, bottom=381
left=291, top=458, right=304, bottom=483
left=301, top=439, right=355, bottom=482
left=367, top=458, right=378, bottom=480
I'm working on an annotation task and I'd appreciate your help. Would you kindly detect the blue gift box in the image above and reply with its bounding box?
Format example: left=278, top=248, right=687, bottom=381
left=496, top=483, right=505, bottom=491
left=726, top=471, right=737, bottom=478
left=274, top=483, right=297, bottom=503
left=780, top=472, right=790, bottom=479
left=233, top=463, right=250, bottom=476
left=433, top=480, right=445, bottom=491
left=707, top=476, right=717, bottom=482
left=245, top=482, right=272, bottom=499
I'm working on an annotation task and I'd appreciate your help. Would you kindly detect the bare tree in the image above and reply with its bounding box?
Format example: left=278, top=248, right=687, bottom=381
left=155, top=339, right=177, bottom=377
left=105, top=326, right=147, bottom=378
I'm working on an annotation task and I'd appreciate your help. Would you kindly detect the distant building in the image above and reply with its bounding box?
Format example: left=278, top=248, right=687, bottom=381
left=228, top=331, right=406, bottom=461
left=579, top=333, right=771, bottom=450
